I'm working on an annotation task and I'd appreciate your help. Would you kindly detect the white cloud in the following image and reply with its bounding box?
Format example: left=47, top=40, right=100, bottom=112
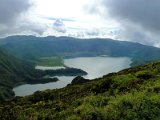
left=31, top=0, right=120, bottom=38
left=0, top=0, right=121, bottom=40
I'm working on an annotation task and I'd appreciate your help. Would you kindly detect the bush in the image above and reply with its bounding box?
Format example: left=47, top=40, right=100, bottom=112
left=136, top=70, right=154, bottom=79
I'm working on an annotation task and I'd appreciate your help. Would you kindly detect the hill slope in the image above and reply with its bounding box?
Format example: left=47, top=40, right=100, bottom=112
left=0, top=49, right=57, bottom=100
left=0, top=61, right=160, bottom=119
left=1, top=36, right=160, bottom=63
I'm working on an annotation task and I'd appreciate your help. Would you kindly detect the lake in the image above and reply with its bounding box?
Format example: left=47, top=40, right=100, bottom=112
left=13, top=56, right=131, bottom=96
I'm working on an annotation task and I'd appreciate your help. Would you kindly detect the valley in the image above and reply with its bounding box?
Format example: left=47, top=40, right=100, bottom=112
left=0, top=36, right=160, bottom=119
left=0, top=49, right=59, bottom=100
left=1, top=1, right=160, bottom=119
left=1, top=60, right=160, bottom=119
left=13, top=56, right=131, bottom=96
left=1, top=36, right=160, bottom=100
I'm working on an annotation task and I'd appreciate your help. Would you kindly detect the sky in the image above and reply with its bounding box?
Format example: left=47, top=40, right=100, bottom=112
left=0, top=0, right=160, bottom=47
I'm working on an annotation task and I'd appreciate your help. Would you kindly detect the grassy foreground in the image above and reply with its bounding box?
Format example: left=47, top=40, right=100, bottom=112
left=1, top=61, right=160, bottom=119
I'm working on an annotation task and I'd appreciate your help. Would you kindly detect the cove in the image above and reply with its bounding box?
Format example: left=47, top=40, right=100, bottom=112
left=13, top=56, right=132, bottom=96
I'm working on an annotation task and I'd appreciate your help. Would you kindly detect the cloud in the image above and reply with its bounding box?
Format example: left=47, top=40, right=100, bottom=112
left=0, top=0, right=36, bottom=37
left=0, top=20, right=47, bottom=37
left=43, top=17, right=75, bottom=22
left=53, top=19, right=67, bottom=33
left=0, top=0, right=50, bottom=38
left=0, top=0, right=31, bottom=25
left=102, top=0, right=160, bottom=32
left=87, top=0, right=160, bottom=46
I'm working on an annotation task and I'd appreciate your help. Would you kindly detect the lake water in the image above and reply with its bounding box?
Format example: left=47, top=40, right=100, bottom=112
left=65, top=57, right=131, bottom=79
left=13, top=56, right=131, bottom=96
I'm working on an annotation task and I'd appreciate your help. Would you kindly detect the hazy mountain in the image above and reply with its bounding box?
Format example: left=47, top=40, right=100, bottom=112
left=1, top=36, right=160, bottom=63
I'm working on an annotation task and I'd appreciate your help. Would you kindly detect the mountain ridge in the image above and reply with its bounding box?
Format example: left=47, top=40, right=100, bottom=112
left=1, top=36, right=160, bottom=64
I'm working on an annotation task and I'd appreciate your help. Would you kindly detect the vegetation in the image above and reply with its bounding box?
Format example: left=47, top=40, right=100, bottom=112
left=45, top=67, right=87, bottom=76
left=1, top=35, right=160, bottom=119
left=130, top=59, right=156, bottom=67
left=0, top=49, right=88, bottom=100
left=0, top=49, right=58, bottom=100
left=1, top=36, right=160, bottom=64
left=0, top=61, right=160, bottom=119
left=69, top=76, right=89, bottom=85
left=37, top=56, right=64, bottom=67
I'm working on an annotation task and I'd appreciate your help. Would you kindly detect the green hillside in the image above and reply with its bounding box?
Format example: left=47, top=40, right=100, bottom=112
left=0, top=49, right=57, bottom=100
left=0, top=61, right=160, bottom=119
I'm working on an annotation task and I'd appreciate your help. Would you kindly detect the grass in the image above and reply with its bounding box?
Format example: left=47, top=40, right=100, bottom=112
left=1, top=61, right=160, bottom=119
left=36, top=52, right=101, bottom=67
left=36, top=56, right=65, bottom=67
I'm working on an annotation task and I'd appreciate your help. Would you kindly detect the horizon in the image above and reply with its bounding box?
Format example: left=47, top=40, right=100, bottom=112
left=1, top=1, right=160, bottom=118
left=0, top=0, right=160, bottom=47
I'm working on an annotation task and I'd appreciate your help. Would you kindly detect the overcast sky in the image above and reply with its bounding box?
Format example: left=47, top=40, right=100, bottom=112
left=0, top=0, right=160, bottom=47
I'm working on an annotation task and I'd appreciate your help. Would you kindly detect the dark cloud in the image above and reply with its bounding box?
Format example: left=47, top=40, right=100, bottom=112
left=88, top=0, right=160, bottom=46
left=0, top=0, right=31, bottom=25
left=53, top=19, right=67, bottom=33
left=0, top=21, right=46, bottom=37
left=102, top=0, right=160, bottom=32
left=0, top=0, right=40, bottom=37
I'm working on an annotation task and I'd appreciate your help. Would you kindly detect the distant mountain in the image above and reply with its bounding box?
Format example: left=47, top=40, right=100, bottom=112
left=1, top=36, right=160, bottom=64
